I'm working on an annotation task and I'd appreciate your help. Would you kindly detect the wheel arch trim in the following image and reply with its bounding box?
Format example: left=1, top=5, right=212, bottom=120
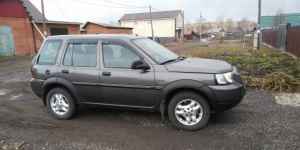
left=159, top=79, right=216, bottom=120
left=42, top=78, right=79, bottom=105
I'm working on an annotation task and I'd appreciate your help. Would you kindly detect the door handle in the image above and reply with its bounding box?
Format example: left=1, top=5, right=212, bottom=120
left=102, top=72, right=111, bottom=76
left=61, top=69, right=69, bottom=74
left=45, top=70, right=50, bottom=75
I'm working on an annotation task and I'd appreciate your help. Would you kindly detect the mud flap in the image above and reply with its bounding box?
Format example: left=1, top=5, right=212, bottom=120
left=160, top=100, right=167, bottom=123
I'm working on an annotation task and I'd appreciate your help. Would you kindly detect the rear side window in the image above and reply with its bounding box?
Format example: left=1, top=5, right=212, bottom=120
left=63, top=42, right=97, bottom=67
left=38, top=40, right=62, bottom=65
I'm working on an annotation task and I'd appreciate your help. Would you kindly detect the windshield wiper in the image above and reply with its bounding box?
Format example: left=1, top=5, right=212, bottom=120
left=160, top=56, right=186, bottom=65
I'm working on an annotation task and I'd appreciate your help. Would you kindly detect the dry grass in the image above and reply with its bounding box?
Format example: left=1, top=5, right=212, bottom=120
left=169, top=40, right=300, bottom=92
left=177, top=40, right=272, bottom=58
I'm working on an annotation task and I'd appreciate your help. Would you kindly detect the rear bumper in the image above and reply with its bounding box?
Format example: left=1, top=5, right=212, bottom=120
left=208, top=83, right=246, bottom=112
left=30, top=78, right=44, bottom=98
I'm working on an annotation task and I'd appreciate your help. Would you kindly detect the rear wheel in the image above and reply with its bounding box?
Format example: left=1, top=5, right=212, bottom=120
left=46, top=88, right=76, bottom=120
left=168, top=91, right=210, bottom=131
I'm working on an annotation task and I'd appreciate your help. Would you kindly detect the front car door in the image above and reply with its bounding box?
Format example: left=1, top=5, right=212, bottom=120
left=98, top=39, right=158, bottom=108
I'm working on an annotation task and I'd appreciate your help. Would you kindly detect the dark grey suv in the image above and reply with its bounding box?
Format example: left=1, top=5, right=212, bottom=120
left=31, top=34, right=245, bottom=131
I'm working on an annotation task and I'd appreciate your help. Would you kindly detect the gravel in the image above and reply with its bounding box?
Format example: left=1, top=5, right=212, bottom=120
left=0, top=57, right=299, bottom=150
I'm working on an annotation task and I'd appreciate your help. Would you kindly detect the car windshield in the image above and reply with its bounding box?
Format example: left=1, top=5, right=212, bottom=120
left=133, top=38, right=179, bottom=64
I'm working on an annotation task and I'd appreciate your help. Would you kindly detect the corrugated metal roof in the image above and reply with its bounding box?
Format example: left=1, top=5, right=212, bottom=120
left=261, top=13, right=300, bottom=28
left=19, top=0, right=46, bottom=22
left=19, top=0, right=80, bottom=25
left=120, top=10, right=182, bottom=21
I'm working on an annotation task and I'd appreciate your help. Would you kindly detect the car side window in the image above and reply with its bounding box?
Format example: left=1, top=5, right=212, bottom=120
left=102, top=43, right=140, bottom=68
left=38, top=40, right=62, bottom=65
left=63, top=42, right=97, bottom=67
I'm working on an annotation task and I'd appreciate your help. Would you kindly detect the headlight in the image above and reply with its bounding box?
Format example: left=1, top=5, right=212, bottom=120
left=215, top=72, right=233, bottom=85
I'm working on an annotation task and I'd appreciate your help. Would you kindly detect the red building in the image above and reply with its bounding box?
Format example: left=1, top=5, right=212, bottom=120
left=0, top=0, right=80, bottom=56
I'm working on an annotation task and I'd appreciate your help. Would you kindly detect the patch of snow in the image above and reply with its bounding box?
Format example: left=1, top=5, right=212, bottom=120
left=274, top=93, right=300, bottom=107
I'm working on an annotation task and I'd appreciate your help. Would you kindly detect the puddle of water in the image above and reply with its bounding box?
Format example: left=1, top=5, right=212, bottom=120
left=274, top=93, right=300, bottom=107
left=0, top=89, right=10, bottom=96
left=10, top=94, right=23, bottom=101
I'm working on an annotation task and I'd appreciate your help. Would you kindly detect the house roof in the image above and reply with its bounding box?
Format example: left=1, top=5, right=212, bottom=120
left=19, top=0, right=45, bottom=22
left=82, top=21, right=133, bottom=29
left=120, top=10, right=182, bottom=21
left=19, top=0, right=80, bottom=25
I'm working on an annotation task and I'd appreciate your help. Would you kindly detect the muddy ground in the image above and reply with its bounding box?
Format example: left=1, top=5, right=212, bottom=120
left=0, top=57, right=299, bottom=150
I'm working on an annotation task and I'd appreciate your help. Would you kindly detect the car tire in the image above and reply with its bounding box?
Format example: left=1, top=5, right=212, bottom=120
left=46, top=88, right=76, bottom=120
left=168, top=91, right=210, bottom=131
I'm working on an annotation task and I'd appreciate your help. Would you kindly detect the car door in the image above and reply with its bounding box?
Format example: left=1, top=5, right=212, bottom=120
left=33, top=39, right=63, bottom=81
left=99, top=39, right=158, bottom=108
left=57, top=39, right=101, bottom=102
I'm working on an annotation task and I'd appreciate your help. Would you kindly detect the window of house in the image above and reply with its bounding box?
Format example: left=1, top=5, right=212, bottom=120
left=63, top=42, right=97, bottom=67
left=50, top=27, right=68, bottom=35
left=38, top=40, right=62, bottom=65
left=102, top=43, right=140, bottom=68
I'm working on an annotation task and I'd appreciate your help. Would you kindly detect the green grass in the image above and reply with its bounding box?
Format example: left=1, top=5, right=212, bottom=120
left=0, top=55, right=6, bottom=61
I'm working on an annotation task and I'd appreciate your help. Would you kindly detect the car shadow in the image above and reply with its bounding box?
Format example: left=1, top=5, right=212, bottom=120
left=72, top=105, right=245, bottom=129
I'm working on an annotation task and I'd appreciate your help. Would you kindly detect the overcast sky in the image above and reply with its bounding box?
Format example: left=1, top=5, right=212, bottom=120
left=29, top=0, right=300, bottom=23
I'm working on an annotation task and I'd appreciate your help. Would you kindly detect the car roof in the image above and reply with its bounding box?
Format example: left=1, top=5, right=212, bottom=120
left=46, top=34, right=143, bottom=41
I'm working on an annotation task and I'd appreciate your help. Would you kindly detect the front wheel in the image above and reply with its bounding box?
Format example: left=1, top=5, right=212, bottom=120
left=168, top=91, right=210, bottom=131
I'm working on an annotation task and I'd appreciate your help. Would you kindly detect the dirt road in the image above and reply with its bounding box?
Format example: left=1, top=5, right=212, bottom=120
left=0, top=57, right=299, bottom=150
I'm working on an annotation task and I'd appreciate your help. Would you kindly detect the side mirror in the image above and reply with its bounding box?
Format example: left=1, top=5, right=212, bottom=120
left=131, top=60, right=150, bottom=70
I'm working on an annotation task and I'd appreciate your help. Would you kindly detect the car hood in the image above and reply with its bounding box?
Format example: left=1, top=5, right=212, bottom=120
left=165, top=58, right=233, bottom=74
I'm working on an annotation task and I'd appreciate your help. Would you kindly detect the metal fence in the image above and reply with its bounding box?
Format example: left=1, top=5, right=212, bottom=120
left=286, top=26, right=300, bottom=57
left=262, top=24, right=287, bottom=50
left=262, top=25, right=300, bottom=57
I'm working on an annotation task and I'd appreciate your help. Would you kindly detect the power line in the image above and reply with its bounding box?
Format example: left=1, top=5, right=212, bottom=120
left=109, top=0, right=161, bottom=10
left=151, top=7, right=161, bottom=11
left=98, top=0, right=147, bottom=8
left=55, top=0, right=68, bottom=19
left=73, top=0, right=148, bottom=10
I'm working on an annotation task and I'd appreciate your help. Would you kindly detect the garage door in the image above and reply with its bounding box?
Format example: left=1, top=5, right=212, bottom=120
left=0, top=26, right=15, bottom=56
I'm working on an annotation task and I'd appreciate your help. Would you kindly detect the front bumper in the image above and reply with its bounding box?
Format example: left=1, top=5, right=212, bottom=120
left=208, top=82, right=246, bottom=112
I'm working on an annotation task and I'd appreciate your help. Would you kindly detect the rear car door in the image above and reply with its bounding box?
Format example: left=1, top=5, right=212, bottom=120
left=33, top=39, right=63, bottom=81
left=57, top=39, right=100, bottom=102
left=99, top=39, right=158, bottom=108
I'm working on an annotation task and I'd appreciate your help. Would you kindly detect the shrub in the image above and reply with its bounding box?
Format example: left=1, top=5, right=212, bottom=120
left=182, top=43, right=300, bottom=92
left=217, top=51, right=300, bottom=92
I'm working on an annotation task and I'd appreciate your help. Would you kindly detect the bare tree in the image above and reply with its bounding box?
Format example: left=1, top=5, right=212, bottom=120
left=216, top=16, right=225, bottom=29
left=237, top=18, right=256, bottom=33
left=224, top=18, right=235, bottom=32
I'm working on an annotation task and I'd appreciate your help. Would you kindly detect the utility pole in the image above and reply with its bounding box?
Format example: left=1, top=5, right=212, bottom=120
left=149, top=5, right=154, bottom=40
left=257, top=0, right=262, bottom=49
left=41, top=0, right=47, bottom=37
left=199, top=12, right=202, bottom=43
